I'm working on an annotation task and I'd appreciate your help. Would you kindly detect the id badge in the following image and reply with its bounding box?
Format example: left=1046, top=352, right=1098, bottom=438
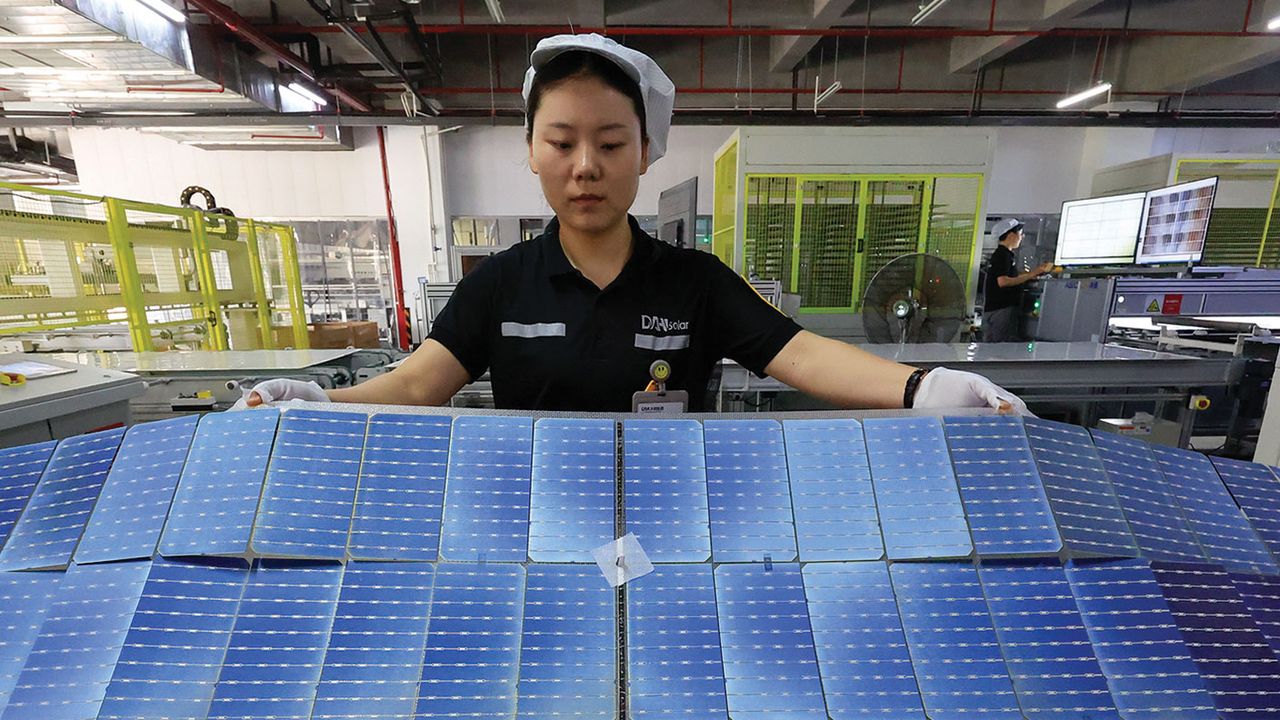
left=631, top=389, right=689, bottom=414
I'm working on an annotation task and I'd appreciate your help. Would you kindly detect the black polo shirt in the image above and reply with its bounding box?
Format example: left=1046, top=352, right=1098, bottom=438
left=428, top=216, right=802, bottom=411
left=983, top=244, right=1020, bottom=311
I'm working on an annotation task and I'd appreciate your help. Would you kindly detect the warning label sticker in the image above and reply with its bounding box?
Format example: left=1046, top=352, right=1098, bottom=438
left=1145, top=296, right=1161, bottom=313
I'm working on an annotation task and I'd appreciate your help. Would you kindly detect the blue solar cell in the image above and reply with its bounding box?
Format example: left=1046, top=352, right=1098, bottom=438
left=0, top=440, right=56, bottom=550
left=251, top=410, right=368, bottom=559
left=864, top=417, right=972, bottom=560
left=1150, top=562, right=1280, bottom=719
left=347, top=414, right=451, bottom=561
left=627, top=564, right=728, bottom=719
left=0, top=560, right=151, bottom=720
left=1227, top=572, right=1280, bottom=657
left=207, top=562, right=343, bottom=720
left=98, top=559, right=248, bottom=720
left=703, top=420, right=797, bottom=563
left=1089, top=429, right=1205, bottom=563
left=944, top=416, right=1061, bottom=556
left=784, top=419, right=884, bottom=562
left=1023, top=419, right=1138, bottom=558
left=978, top=562, right=1120, bottom=719
left=75, top=416, right=199, bottom=564
left=439, top=416, right=533, bottom=563
left=623, top=420, right=711, bottom=563
left=802, top=561, right=925, bottom=719
left=0, top=570, right=60, bottom=713
left=517, top=563, right=616, bottom=720
left=890, top=562, right=1023, bottom=720
left=415, top=562, right=525, bottom=720
left=529, top=418, right=616, bottom=562
left=312, top=562, right=435, bottom=720
left=714, top=562, right=826, bottom=719
left=1150, top=446, right=1278, bottom=574
left=1210, top=457, right=1280, bottom=560
left=160, top=409, right=280, bottom=557
left=0, top=427, right=125, bottom=571
left=1064, top=559, right=1217, bottom=720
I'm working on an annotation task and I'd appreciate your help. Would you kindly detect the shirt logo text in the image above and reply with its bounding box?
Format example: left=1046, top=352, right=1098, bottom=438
left=640, top=315, right=690, bottom=333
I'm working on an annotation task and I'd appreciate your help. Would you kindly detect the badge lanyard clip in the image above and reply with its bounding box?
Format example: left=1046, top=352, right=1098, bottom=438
left=631, top=359, right=688, bottom=413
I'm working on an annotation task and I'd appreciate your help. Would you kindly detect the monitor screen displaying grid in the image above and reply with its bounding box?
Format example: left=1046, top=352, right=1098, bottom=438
left=0, top=408, right=1277, bottom=720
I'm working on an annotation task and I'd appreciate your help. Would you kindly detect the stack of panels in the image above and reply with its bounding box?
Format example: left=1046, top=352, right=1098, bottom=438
left=0, top=410, right=1277, bottom=720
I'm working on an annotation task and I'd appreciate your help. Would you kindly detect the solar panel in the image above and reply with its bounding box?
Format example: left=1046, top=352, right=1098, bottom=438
left=1209, top=457, right=1280, bottom=560
left=1064, top=559, right=1217, bottom=720
left=703, top=420, right=797, bottom=563
left=251, top=410, right=368, bottom=560
left=626, top=563, right=727, bottom=719
left=714, top=562, right=826, bottom=719
left=1023, top=419, right=1138, bottom=558
left=890, top=562, right=1023, bottom=719
left=415, top=562, right=524, bottom=720
left=944, top=416, right=1061, bottom=556
left=97, top=559, right=248, bottom=720
left=0, top=559, right=151, bottom=720
left=978, top=562, right=1120, bottom=719
left=75, top=416, right=199, bottom=564
left=528, top=418, right=616, bottom=562
left=802, top=561, right=925, bottom=719
left=206, top=562, right=343, bottom=720
left=783, top=419, right=884, bottom=562
left=1150, top=562, right=1280, bottom=719
left=1227, top=571, right=1280, bottom=657
left=439, top=416, right=533, bottom=563
left=347, top=414, right=451, bottom=561
left=1150, top=446, right=1278, bottom=574
left=864, top=417, right=972, bottom=560
left=311, top=562, right=435, bottom=720
left=0, top=570, right=60, bottom=714
left=0, top=427, right=125, bottom=571
left=1089, top=430, right=1205, bottom=563
left=159, top=409, right=280, bottom=557
left=0, top=440, right=56, bottom=550
left=517, top=563, right=616, bottom=720
left=623, top=420, right=711, bottom=563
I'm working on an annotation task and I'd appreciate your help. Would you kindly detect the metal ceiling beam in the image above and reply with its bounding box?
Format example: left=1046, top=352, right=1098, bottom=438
left=769, top=0, right=862, bottom=73
left=948, top=0, right=1109, bottom=73
left=182, top=0, right=373, bottom=111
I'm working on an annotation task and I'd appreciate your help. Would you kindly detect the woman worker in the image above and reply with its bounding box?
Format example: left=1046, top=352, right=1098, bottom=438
left=241, top=34, right=1027, bottom=415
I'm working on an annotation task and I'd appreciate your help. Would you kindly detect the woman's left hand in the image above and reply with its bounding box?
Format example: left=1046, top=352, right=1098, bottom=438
left=913, top=367, right=1032, bottom=416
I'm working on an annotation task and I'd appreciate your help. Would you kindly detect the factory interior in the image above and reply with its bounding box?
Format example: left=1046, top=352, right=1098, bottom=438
left=4, top=1, right=1280, bottom=719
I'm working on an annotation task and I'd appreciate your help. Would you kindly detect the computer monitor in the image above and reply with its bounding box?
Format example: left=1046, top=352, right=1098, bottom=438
left=1054, top=192, right=1146, bottom=266
left=1134, top=176, right=1218, bottom=265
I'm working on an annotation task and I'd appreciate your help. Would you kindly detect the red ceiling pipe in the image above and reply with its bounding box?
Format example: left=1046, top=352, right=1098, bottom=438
left=376, top=126, right=411, bottom=351
left=183, top=0, right=372, bottom=112
left=256, top=22, right=1279, bottom=39
left=374, top=84, right=1280, bottom=99
left=988, top=0, right=996, bottom=32
left=1243, top=0, right=1254, bottom=31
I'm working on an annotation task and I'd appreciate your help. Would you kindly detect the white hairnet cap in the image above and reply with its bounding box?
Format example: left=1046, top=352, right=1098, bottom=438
left=991, top=217, right=1023, bottom=240
left=521, top=33, right=676, bottom=163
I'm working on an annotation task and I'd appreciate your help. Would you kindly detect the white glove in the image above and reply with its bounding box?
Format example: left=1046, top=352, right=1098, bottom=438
left=229, top=378, right=328, bottom=410
left=913, top=367, right=1031, bottom=416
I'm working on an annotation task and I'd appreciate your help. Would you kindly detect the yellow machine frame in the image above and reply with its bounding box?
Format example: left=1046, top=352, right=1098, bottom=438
left=0, top=181, right=309, bottom=350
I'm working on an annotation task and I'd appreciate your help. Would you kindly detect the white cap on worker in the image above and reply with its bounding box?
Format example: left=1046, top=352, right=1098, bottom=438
left=991, top=217, right=1023, bottom=240
left=521, top=33, right=676, bottom=163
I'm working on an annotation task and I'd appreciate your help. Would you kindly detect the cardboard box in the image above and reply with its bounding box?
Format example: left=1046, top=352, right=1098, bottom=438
left=306, top=321, right=382, bottom=349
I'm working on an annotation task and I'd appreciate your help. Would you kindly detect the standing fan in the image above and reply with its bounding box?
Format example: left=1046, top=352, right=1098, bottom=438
left=861, top=253, right=966, bottom=344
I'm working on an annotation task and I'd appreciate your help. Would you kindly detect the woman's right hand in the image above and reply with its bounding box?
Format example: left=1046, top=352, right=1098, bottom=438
left=230, top=378, right=329, bottom=410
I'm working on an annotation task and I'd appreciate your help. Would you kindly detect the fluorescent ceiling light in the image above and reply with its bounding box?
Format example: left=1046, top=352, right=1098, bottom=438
left=910, top=0, right=949, bottom=25
left=0, top=68, right=188, bottom=77
left=1268, top=15, right=1280, bottom=30
left=134, top=0, right=186, bottom=23
left=814, top=80, right=842, bottom=110
left=285, top=82, right=328, bottom=107
left=1056, top=81, right=1112, bottom=109
left=483, top=0, right=505, bottom=22
left=0, top=34, right=124, bottom=46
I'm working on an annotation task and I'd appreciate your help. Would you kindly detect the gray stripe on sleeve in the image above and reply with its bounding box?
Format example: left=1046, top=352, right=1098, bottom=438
left=501, top=322, right=567, bottom=338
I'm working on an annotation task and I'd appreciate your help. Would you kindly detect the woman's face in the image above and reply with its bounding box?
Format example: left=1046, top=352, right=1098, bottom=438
left=528, top=74, right=649, bottom=238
